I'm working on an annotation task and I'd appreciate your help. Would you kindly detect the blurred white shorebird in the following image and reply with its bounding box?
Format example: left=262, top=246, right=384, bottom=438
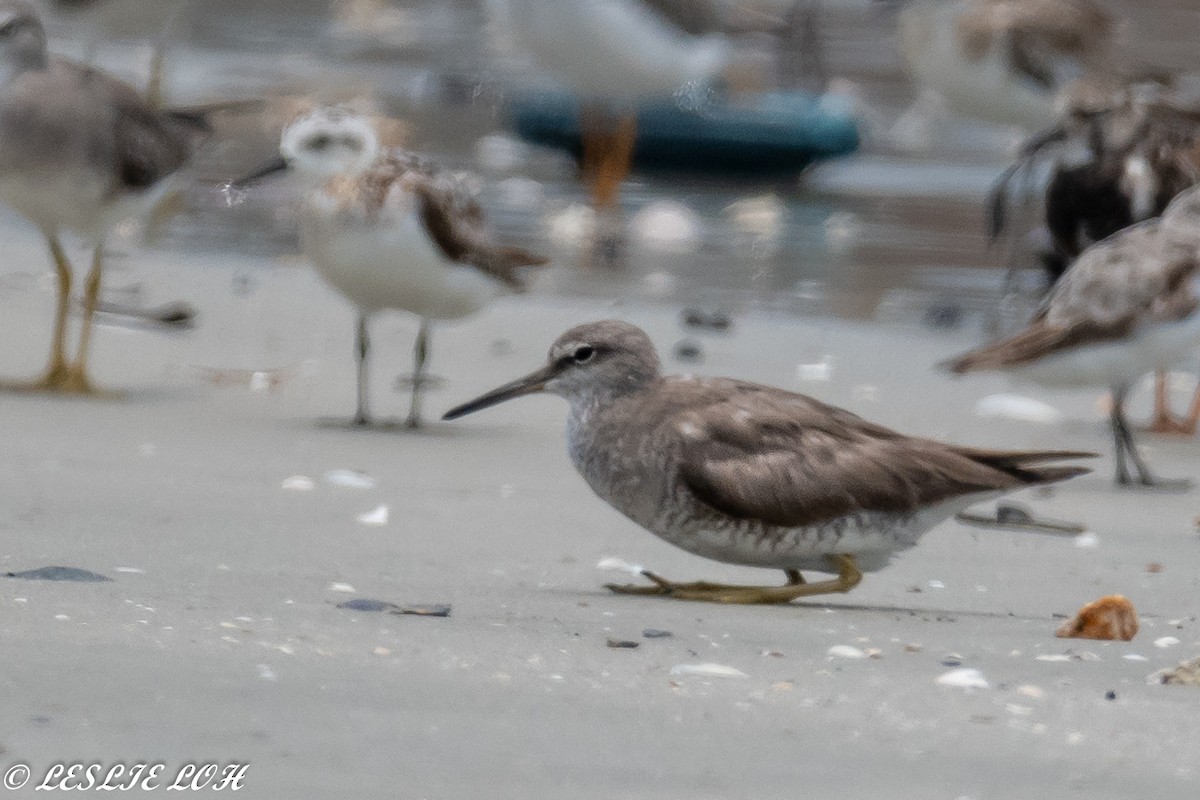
left=233, top=107, right=549, bottom=428
left=0, top=0, right=212, bottom=394
left=485, top=0, right=731, bottom=211
left=886, top=0, right=1115, bottom=136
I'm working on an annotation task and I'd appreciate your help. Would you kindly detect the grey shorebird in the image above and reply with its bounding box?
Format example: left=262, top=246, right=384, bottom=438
left=948, top=185, right=1200, bottom=488
left=444, top=320, right=1093, bottom=605
left=233, top=107, right=548, bottom=428
left=0, top=0, right=211, bottom=394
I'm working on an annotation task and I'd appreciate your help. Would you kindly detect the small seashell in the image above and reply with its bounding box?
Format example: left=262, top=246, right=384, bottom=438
left=1154, top=636, right=1181, bottom=649
left=327, top=582, right=357, bottom=593
left=1074, top=532, right=1100, bottom=549
left=827, top=645, right=867, bottom=660
left=1055, top=595, right=1138, bottom=641
left=669, top=663, right=748, bottom=679
left=281, top=475, right=316, bottom=491
left=1152, top=656, right=1200, bottom=686
left=606, top=638, right=639, bottom=649
left=324, top=469, right=378, bottom=489
left=1123, top=654, right=1148, bottom=662
left=936, top=668, right=990, bottom=690
left=974, top=394, right=1063, bottom=424
left=356, top=505, right=389, bottom=526
left=596, top=557, right=645, bottom=575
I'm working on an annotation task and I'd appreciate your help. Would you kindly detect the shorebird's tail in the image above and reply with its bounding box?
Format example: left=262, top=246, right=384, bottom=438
left=955, top=447, right=1096, bottom=485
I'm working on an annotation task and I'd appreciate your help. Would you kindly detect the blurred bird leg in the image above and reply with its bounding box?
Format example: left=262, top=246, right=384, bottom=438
left=33, top=234, right=74, bottom=389
left=64, top=243, right=105, bottom=394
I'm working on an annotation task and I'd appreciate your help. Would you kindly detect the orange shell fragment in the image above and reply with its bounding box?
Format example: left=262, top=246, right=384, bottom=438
left=1055, top=595, right=1139, bottom=641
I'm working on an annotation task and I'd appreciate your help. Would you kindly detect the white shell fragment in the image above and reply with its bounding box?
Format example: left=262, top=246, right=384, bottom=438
left=281, top=475, right=316, bottom=491
left=324, top=469, right=378, bottom=489
left=630, top=201, right=700, bottom=250
left=356, top=505, right=389, bottom=526
left=1073, top=532, right=1100, bottom=549
left=596, top=557, right=646, bottom=576
left=936, top=668, right=990, bottom=689
left=670, top=663, right=748, bottom=679
left=974, top=394, right=1063, bottom=424
left=1154, top=636, right=1181, bottom=649
left=327, top=582, right=357, bottom=593
left=827, top=645, right=868, bottom=660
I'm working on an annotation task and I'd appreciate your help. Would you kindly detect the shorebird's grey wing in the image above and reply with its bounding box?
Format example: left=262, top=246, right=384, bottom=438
left=406, top=166, right=548, bottom=289
left=674, top=389, right=1035, bottom=528
left=636, top=0, right=724, bottom=36
left=110, top=88, right=210, bottom=190
left=947, top=224, right=1200, bottom=371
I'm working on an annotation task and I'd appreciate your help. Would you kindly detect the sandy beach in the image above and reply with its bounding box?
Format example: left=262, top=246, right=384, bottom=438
left=0, top=219, right=1198, bottom=799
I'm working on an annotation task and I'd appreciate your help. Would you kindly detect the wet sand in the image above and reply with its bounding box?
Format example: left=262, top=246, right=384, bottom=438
left=0, top=229, right=1198, bottom=799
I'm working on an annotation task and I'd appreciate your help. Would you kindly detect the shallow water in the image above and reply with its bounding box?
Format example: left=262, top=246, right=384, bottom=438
left=22, top=0, right=1200, bottom=323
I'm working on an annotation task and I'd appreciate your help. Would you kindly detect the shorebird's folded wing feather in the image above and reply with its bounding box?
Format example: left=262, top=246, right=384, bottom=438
left=675, top=391, right=1042, bottom=528
left=109, top=82, right=209, bottom=190
left=404, top=166, right=548, bottom=289
left=947, top=224, right=1200, bottom=371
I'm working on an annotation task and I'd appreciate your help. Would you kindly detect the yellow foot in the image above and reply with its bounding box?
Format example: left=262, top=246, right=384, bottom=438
left=605, top=556, right=863, bottom=605
left=0, top=367, right=115, bottom=397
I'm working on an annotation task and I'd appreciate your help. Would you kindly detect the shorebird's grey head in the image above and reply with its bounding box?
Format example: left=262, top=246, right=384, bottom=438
left=232, top=107, right=381, bottom=189
left=0, top=2, right=47, bottom=77
left=442, top=321, right=662, bottom=420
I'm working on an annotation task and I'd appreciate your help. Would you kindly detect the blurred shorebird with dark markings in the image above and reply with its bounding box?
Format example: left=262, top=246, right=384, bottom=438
left=886, top=0, right=1116, bottom=132
left=444, top=320, right=1092, bottom=605
left=233, top=107, right=548, bottom=428
left=948, top=185, right=1200, bottom=488
left=0, top=0, right=215, bottom=394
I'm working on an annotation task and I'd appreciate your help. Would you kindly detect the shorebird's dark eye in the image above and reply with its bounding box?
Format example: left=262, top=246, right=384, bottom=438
left=308, top=134, right=332, bottom=151
left=573, top=346, right=595, bottom=364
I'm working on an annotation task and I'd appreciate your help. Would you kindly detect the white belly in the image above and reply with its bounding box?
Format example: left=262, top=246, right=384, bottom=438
left=488, top=0, right=728, bottom=100
left=657, top=496, right=988, bottom=575
left=0, top=171, right=169, bottom=241
left=301, top=208, right=507, bottom=320
left=1008, top=312, right=1200, bottom=389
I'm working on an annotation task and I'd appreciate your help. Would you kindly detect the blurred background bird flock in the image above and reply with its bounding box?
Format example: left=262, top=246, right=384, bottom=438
left=6, top=0, right=1200, bottom=779
left=5, top=0, right=1200, bottom=793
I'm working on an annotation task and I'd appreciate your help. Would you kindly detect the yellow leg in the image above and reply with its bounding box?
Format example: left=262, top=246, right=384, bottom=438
left=40, top=235, right=74, bottom=387
left=604, top=555, right=863, bottom=605
left=62, top=244, right=104, bottom=394
left=145, top=42, right=166, bottom=109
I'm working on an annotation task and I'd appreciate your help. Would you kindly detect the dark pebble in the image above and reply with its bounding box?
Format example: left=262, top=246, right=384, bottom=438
left=6, top=566, right=111, bottom=583
left=642, top=628, right=673, bottom=639
left=337, top=598, right=403, bottom=613
left=1105, top=690, right=1117, bottom=701
left=681, top=308, right=732, bottom=332
left=672, top=340, right=703, bottom=362
left=393, top=604, right=452, bottom=618
left=606, top=638, right=640, bottom=649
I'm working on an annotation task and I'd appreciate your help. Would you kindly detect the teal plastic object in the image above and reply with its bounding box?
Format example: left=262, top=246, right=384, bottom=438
left=508, top=89, right=859, bottom=174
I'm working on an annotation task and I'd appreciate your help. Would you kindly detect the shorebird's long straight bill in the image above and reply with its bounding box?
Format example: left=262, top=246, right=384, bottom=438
left=442, top=364, right=556, bottom=420
left=231, top=155, right=289, bottom=188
